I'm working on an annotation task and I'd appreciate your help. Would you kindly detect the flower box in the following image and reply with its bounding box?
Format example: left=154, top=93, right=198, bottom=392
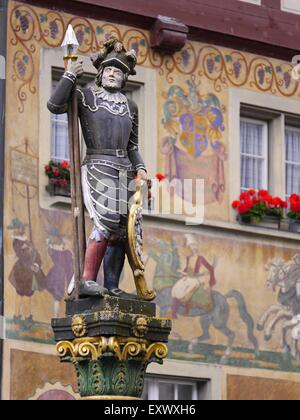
left=46, top=183, right=70, bottom=197
left=238, top=214, right=281, bottom=230
left=44, top=160, right=71, bottom=198
left=289, top=219, right=300, bottom=234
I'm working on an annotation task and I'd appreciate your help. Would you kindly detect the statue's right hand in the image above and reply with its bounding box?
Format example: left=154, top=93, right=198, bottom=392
left=68, top=58, right=84, bottom=78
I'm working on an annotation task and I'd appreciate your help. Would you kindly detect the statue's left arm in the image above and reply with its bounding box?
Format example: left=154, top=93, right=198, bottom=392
left=127, top=100, right=147, bottom=173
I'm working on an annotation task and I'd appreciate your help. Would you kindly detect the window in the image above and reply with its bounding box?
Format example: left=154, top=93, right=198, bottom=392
left=229, top=88, right=300, bottom=225
left=285, top=126, right=300, bottom=198
left=142, top=376, right=204, bottom=401
left=240, top=117, right=268, bottom=192
left=51, top=81, right=69, bottom=163
left=282, top=0, right=300, bottom=15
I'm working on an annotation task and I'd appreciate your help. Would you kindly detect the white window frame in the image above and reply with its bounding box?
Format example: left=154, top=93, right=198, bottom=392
left=39, top=48, right=157, bottom=211
left=145, top=359, right=222, bottom=401
left=144, top=377, right=199, bottom=401
left=229, top=88, right=300, bottom=223
left=285, top=125, right=300, bottom=198
left=240, top=117, right=269, bottom=192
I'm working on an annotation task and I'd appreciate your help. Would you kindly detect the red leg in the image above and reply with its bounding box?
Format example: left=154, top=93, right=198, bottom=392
left=82, top=238, right=108, bottom=282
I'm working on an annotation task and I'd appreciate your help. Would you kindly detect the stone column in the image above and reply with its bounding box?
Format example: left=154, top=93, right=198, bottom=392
left=52, top=296, right=171, bottom=400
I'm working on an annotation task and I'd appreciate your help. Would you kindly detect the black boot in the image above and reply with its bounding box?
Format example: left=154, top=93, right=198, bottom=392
left=104, top=243, right=139, bottom=300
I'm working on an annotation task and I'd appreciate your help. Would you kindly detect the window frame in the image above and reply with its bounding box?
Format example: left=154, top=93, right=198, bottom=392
left=144, top=376, right=200, bottom=401
left=240, top=116, right=269, bottom=192
left=229, top=88, right=300, bottom=223
left=285, top=125, right=300, bottom=199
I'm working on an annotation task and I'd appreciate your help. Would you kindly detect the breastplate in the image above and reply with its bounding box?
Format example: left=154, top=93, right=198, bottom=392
left=78, top=87, right=133, bottom=152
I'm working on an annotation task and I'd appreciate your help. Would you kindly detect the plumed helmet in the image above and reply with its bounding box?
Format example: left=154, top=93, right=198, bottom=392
left=91, top=36, right=137, bottom=76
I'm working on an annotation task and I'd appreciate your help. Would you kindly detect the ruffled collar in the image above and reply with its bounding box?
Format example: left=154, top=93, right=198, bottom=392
left=91, top=87, right=127, bottom=104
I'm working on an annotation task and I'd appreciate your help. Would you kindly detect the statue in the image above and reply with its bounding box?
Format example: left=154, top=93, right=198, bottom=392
left=48, top=36, right=151, bottom=300
left=50, top=31, right=170, bottom=401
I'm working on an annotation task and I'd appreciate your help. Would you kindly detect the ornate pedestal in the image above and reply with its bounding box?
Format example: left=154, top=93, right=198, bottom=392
left=52, top=296, right=171, bottom=400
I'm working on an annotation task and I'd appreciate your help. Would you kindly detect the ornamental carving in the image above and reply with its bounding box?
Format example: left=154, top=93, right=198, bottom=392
left=132, top=316, right=149, bottom=338
left=71, top=315, right=87, bottom=338
left=56, top=336, right=168, bottom=363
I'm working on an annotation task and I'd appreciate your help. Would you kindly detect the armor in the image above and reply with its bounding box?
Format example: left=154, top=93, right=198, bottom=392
left=48, top=74, right=146, bottom=240
left=47, top=37, right=148, bottom=299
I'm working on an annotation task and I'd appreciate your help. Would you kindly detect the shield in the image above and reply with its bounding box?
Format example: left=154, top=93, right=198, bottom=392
left=179, top=113, right=208, bottom=158
left=127, top=182, right=156, bottom=301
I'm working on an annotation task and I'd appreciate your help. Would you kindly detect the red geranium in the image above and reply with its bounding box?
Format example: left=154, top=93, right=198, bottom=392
left=288, top=194, right=300, bottom=220
left=60, top=160, right=70, bottom=170
left=44, top=160, right=70, bottom=191
left=232, top=189, right=286, bottom=223
left=156, top=173, right=167, bottom=182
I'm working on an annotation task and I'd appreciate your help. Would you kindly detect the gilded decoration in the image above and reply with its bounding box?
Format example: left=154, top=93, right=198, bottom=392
left=71, top=315, right=87, bottom=338
left=56, top=337, right=168, bottom=363
left=9, top=1, right=300, bottom=113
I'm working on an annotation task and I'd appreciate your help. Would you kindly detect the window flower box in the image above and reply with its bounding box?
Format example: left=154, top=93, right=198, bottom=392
left=287, top=194, right=300, bottom=234
left=289, top=220, right=300, bottom=234
left=46, top=182, right=70, bottom=197
left=238, top=214, right=282, bottom=230
left=233, top=189, right=287, bottom=231
left=44, top=160, right=71, bottom=198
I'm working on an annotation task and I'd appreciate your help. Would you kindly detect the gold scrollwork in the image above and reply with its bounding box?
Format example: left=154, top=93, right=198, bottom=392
left=145, top=343, right=169, bottom=362
left=56, top=337, right=168, bottom=363
left=127, top=182, right=156, bottom=302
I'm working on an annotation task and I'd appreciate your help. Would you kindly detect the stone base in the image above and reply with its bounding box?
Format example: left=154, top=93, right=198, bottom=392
left=53, top=296, right=170, bottom=343
left=66, top=295, right=156, bottom=317
left=52, top=296, right=172, bottom=400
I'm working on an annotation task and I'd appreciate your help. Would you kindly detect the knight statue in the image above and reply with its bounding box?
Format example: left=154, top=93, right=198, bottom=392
left=47, top=37, right=149, bottom=300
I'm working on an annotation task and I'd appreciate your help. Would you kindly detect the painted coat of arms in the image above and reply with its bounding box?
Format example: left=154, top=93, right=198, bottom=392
left=161, top=78, right=227, bottom=204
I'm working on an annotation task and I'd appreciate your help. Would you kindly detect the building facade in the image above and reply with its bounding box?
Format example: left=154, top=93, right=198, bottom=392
left=2, top=0, right=300, bottom=400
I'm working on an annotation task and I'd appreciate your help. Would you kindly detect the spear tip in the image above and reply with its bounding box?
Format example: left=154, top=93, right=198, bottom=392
left=61, top=24, right=79, bottom=48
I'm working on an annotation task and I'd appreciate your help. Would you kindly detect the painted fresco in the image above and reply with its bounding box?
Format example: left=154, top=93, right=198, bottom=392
left=160, top=77, right=227, bottom=206
left=127, top=226, right=300, bottom=373
left=9, top=348, right=78, bottom=400
left=227, top=375, right=300, bottom=401
left=4, top=0, right=300, bottom=392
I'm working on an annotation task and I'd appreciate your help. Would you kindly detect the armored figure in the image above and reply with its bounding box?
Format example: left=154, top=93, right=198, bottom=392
left=48, top=38, right=148, bottom=299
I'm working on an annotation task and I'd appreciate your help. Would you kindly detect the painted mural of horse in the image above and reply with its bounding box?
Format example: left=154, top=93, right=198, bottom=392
left=171, top=276, right=259, bottom=363
left=257, top=257, right=300, bottom=360
left=148, top=235, right=259, bottom=363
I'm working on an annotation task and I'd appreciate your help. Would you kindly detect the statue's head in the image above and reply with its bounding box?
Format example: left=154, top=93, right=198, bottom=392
left=91, top=36, right=137, bottom=91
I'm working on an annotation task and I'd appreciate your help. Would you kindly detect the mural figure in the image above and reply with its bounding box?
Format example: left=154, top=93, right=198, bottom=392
left=171, top=234, right=217, bottom=318
left=7, top=218, right=45, bottom=322
left=147, top=238, right=182, bottom=317
left=48, top=36, right=149, bottom=299
left=160, top=78, right=227, bottom=205
left=148, top=233, right=258, bottom=362
left=44, top=227, right=74, bottom=318
left=258, top=255, right=300, bottom=360
left=171, top=234, right=258, bottom=362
